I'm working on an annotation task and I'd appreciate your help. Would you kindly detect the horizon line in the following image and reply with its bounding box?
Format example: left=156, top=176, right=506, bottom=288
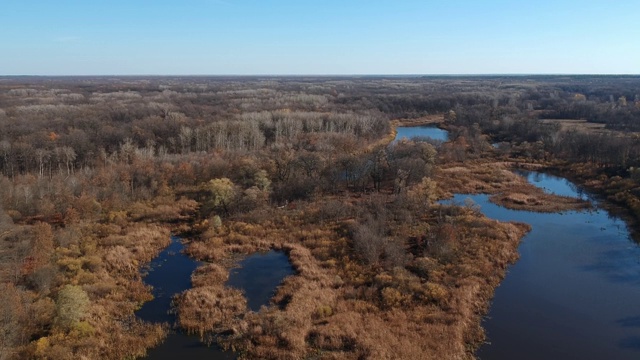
left=1, top=73, right=639, bottom=78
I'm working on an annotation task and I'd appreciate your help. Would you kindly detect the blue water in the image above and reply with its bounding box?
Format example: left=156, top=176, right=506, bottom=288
left=137, top=236, right=200, bottom=324
left=514, top=169, right=589, bottom=200
left=394, top=125, right=449, bottom=142
left=138, top=238, right=292, bottom=359
left=450, top=172, right=640, bottom=360
left=138, top=236, right=234, bottom=360
left=227, top=250, right=295, bottom=312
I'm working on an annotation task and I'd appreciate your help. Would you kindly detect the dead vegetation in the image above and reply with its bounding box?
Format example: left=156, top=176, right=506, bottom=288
left=437, top=160, right=590, bottom=212
left=5, top=76, right=636, bottom=359
left=174, top=180, right=530, bottom=359
left=540, top=119, right=608, bottom=134
left=11, top=222, right=172, bottom=360
left=394, top=114, right=446, bottom=127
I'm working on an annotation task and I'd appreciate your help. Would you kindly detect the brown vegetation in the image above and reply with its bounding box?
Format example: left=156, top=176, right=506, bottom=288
left=437, top=161, right=590, bottom=212
left=176, top=197, right=529, bottom=359
left=1, top=75, right=639, bottom=359
left=393, top=114, right=445, bottom=127
left=0, top=218, right=171, bottom=359
left=539, top=119, right=607, bottom=133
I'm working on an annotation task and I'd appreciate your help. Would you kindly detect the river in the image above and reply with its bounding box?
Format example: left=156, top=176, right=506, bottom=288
left=470, top=171, right=640, bottom=360
left=137, top=237, right=293, bottom=359
left=398, top=125, right=640, bottom=359
left=140, top=125, right=640, bottom=359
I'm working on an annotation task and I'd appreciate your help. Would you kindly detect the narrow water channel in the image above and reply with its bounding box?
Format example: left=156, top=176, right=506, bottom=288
left=453, top=172, right=640, bottom=360
left=137, top=237, right=293, bottom=359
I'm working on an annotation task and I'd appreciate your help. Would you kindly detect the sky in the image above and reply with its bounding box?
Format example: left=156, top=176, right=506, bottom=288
left=1, top=0, right=638, bottom=75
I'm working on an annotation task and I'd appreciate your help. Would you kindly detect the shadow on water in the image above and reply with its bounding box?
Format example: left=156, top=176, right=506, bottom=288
left=137, top=237, right=293, bottom=359
left=444, top=171, right=640, bottom=360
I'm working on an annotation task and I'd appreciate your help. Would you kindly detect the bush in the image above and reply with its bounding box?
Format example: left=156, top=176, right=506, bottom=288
left=55, top=285, right=90, bottom=331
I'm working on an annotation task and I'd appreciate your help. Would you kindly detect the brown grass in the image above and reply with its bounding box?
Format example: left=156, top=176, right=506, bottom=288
left=437, top=160, right=590, bottom=212
left=540, top=119, right=607, bottom=134
left=168, top=122, right=547, bottom=359
left=21, top=222, right=171, bottom=359
left=395, top=114, right=446, bottom=127
left=174, top=190, right=530, bottom=359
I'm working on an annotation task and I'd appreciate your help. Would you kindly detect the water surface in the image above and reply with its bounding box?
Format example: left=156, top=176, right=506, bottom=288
left=227, top=250, right=295, bottom=311
left=138, top=238, right=293, bottom=359
left=514, top=169, right=589, bottom=200
left=395, top=125, right=448, bottom=142
left=450, top=172, right=640, bottom=360
left=138, top=236, right=233, bottom=360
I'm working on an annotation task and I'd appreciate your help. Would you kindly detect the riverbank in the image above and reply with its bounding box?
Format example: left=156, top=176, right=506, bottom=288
left=165, top=122, right=535, bottom=359
left=155, top=122, right=577, bottom=359
left=541, top=162, right=640, bottom=242
left=463, top=170, right=640, bottom=359
left=170, top=122, right=559, bottom=359
left=175, top=197, right=530, bottom=359
left=437, top=160, right=590, bottom=213
left=393, top=114, right=446, bottom=127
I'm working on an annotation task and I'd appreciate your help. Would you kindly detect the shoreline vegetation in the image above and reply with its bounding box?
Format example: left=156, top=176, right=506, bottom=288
left=0, top=76, right=639, bottom=359
left=437, top=161, right=590, bottom=213
left=173, top=119, right=585, bottom=359
left=176, top=185, right=532, bottom=359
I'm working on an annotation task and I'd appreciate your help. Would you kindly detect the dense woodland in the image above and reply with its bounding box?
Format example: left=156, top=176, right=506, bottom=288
left=0, top=75, right=639, bottom=359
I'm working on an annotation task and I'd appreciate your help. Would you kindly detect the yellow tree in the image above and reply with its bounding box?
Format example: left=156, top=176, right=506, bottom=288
left=55, top=285, right=89, bottom=331
left=407, top=177, right=439, bottom=212
left=208, top=178, right=237, bottom=215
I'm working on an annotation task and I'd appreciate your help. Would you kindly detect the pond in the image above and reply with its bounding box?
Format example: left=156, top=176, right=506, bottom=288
left=394, top=125, right=449, bottom=142
left=227, top=250, right=295, bottom=312
left=137, top=238, right=293, bottom=359
left=448, top=172, right=640, bottom=359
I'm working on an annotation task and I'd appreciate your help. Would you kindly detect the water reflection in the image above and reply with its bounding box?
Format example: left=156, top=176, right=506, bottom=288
left=394, top=125, right=449, bottom=142
left=139, top=240, right=293, bottom=359
left=617, top=316, right=640, bottom=328
left=227, top=250, right=295, bottom=312
left=619, top=336, right=640, bottom=350
left=513, top=169, right=589, bottom=200
left=445, top=172, right=640, bottom=359
left=138, top=236, right=233, bottom=360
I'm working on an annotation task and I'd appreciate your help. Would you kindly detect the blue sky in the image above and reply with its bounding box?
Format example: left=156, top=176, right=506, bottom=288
left=1, top=0, right=638, bottom=75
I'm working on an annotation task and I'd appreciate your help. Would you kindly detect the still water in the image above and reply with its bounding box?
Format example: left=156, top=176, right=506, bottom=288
left=394, top=125, right=449, bottom=142
left=449, top=172, right=640, bottom=360
left=138, top=238, right=292, bottom=359
left=513, top=169, right=589, bottom=200
left=227, top=250, right=295, bottom=312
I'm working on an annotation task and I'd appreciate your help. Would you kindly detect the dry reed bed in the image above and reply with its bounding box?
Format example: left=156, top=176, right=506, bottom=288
left=176, top=197, right=530, bottom=359
left=394, top=114, right=446, bottom=127
left=437, top=161, right=590, bottom=212
left=25, top=222, right=171, bottom=359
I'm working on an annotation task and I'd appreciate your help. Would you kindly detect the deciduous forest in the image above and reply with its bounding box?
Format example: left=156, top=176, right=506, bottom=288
left=0, top=75, right=639, bottom=359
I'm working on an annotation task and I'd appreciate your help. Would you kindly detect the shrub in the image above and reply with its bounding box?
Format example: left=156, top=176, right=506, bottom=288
left=55, top=285, right=90, bottom=331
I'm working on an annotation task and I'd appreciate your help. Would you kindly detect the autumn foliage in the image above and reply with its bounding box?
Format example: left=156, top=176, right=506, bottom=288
left=1, top=76, right=639, bottom=359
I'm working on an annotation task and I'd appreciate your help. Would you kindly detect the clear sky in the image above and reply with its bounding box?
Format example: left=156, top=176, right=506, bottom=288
left=1, top=0, right=638, bottom=75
